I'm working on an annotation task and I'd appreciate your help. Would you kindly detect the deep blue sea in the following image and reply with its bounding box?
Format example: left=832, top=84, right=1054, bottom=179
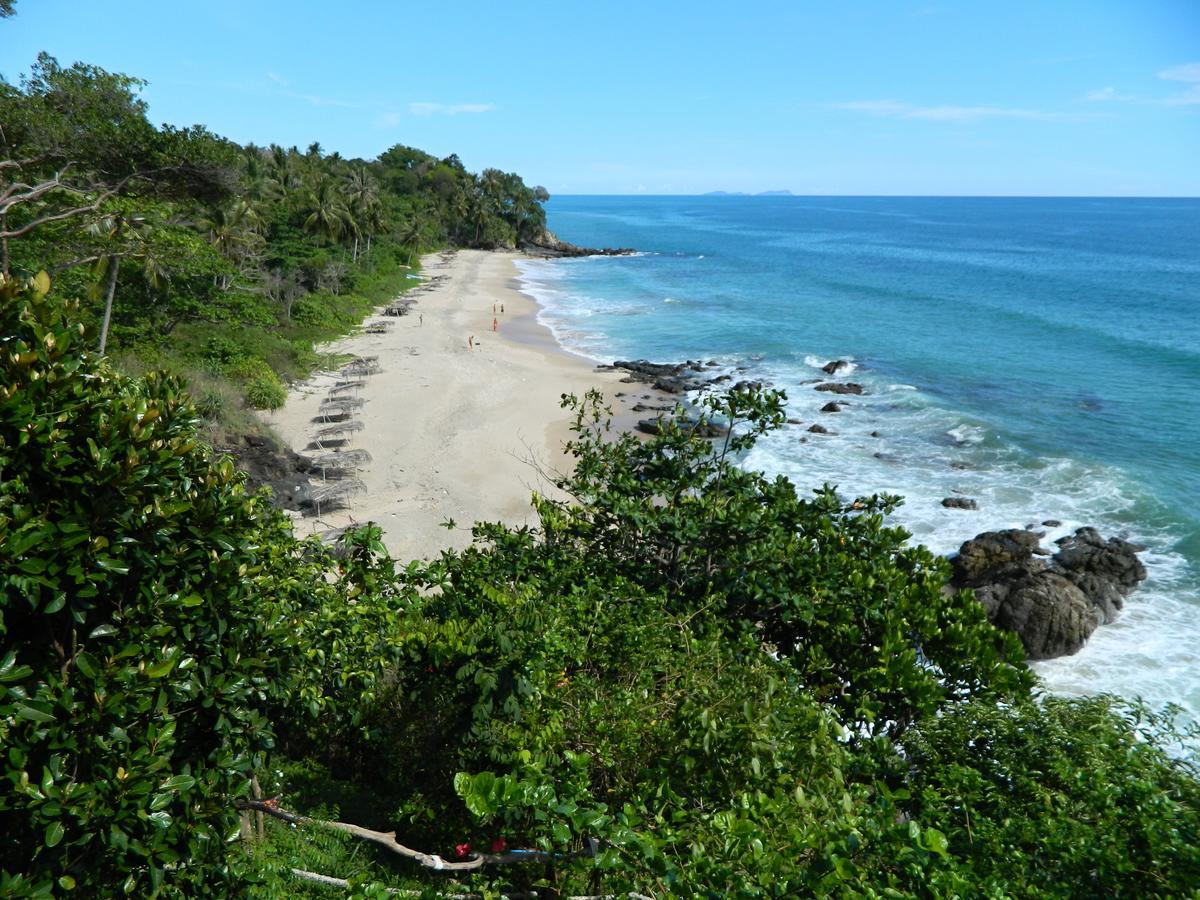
left=518, top=195, right=1200, bottom=719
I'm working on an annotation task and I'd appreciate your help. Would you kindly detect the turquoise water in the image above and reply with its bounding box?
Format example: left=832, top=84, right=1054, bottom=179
left=518, top=195, right=1200, bottom=717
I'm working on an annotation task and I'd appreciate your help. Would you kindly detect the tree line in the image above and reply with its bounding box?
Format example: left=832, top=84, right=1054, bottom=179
left=1, top=53, right=548, bottom=411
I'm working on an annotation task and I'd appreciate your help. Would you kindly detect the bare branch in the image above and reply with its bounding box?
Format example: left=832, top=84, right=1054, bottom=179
left=237, top=799, right=599, bottom=873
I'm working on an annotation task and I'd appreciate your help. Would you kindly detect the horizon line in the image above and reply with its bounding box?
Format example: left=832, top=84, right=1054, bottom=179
left=547, top=192, right=1200, bottom=200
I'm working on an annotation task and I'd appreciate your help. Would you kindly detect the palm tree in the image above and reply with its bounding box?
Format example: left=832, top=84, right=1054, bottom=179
left=300, top=176, right=350, bottom=246
left=344, top=165, right=379, bottom=261
left=203, top=199, right=264, bottom=288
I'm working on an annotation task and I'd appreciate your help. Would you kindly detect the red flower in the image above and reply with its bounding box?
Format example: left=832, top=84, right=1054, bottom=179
left=491, top=837, right=507, bottom=853
left=455, top=842, right=471, bottom=858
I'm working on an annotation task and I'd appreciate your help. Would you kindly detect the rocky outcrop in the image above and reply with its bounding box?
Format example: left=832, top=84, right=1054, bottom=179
left=636, top=417, right=729, bottom=438
left=814, top=382, right=865, bottom=395
left=949, top=527, right=1147, bottom=660
left=605, top=359, right=758, bottom=396
left=822, top=359, right=852, bottom=375
left=942, top=497, right=978, bottom=510
left=522, top=229, right=635, bottom=258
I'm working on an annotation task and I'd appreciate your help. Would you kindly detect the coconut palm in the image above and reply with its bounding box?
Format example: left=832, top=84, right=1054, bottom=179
left=300, top=175, right=350, bottom=246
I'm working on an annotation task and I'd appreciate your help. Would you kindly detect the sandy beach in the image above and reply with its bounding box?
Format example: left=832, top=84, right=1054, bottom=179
left=268, top=249, right=635, bottom=561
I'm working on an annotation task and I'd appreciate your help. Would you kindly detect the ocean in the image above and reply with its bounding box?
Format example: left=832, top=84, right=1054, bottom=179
left=517, top=195, right=1200, bottom=720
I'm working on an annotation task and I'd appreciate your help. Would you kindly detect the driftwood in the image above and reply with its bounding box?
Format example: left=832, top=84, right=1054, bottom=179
left=236, top=799, right=605, bottom=874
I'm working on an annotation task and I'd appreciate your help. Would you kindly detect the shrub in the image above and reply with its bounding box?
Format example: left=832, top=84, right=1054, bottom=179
left=244, top=371, right=287, bottom=411
left=0, top=273, right=287, bottom=894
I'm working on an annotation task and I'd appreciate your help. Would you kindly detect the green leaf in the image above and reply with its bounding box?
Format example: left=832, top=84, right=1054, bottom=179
left=159, top=774, right=195, bottom=792
left=17, top=704, right=56, bottom=724
left=89, top=624, right=118, bottom=639
left=145, top=658, right=176, bottom=679
left=924, top=826, right=949, bottom=858
left=45, top=821, right=65, bottom=847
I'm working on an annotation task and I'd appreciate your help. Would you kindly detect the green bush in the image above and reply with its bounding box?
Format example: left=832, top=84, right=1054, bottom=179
left=244, top=372, right=287, bottom=411
left=902, top=695, right=1200, bottom=897
left=0, top=273, right=286, bottom=894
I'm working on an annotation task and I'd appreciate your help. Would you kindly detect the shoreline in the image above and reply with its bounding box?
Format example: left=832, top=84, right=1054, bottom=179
left=267, top=249, right=653, bottom=561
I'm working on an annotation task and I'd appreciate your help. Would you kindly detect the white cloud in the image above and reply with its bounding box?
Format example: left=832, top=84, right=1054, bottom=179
left=267, top=71, right=289, bottom=87
left=1157, top=62, right=1200, bottom=106
left=375, top=111, right=402, bottom=128
left=1084, top=86, right=1122, bottom=102
left=290, top=92, right=358, bottom=108
left=1158, top=62, right=1200, bottom=83
left=408, top=101, right=495, bottom=117
left=833, top=100, right=1063, bottom=122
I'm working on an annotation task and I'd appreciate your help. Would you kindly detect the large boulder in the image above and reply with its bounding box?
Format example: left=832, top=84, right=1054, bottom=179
left=949, top=527, right=1147, bottom=660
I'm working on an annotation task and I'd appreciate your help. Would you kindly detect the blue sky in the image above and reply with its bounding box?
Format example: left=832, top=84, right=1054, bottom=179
left=3, top=1, right=1198, bottom=195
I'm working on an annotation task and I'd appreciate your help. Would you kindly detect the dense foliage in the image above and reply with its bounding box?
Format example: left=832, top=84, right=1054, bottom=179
left=3, top=24, right=1199, bottom=895
left=2, top=273, right=1199, bottom=896
left=1, top=53, right=548, bottom=419
left=0, top=275, right=411, bottom=895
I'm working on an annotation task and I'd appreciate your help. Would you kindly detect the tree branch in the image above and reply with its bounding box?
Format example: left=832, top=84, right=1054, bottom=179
left=237, top=799, right=598, bottom=872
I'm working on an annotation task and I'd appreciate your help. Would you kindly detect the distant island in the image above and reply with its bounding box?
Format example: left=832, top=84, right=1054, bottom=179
left=702, top=189, right=794, bottom=196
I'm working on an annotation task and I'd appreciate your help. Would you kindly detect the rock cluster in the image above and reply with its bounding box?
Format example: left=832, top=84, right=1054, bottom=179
left=522, top=230, right=635, bottom=258
left=949, top=527, right=1146, bottom=659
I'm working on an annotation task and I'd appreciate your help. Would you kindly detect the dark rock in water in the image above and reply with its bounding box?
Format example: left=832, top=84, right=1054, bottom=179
left=1042, top=519, right=1062, bottom=527
left=706, top=359, right=719, bottom=367
left=988, top=572, right=1101, bottom=660
left=815, top=382, right=865, bottom=395
left=787, top=418, right=802, bottom=425
left=1054, top=527, right=1147, bottom=594
left=822, top=359, right=852, bottom=375
left=949, top=526, right=1148, bottom=659
left=942, top=497, right=978, bottom=510
left=950, top=461, right=974, bottom=470
left=614, top=391, right=626, bottom=398
left=637, top=417, right=729, bottom=438
left=612, top=359, right=713, bottom=395
left=870, top=431, right=882, bottom=438
left=820, top=401, right=844, bottom=413
left=522, top=229, right=635, bottom=258
left=807, top=424, right=831, bottom=434
left=710, top=374, right=732, bottom=384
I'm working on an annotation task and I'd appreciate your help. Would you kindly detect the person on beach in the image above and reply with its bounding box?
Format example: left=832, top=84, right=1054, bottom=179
left=468, top=335, right=474, bottom=350
left=501, top=303, right=504, bottom=314
left=492, top=317, right=498, bottom=332
left=419, top=313, right=423, bottom=326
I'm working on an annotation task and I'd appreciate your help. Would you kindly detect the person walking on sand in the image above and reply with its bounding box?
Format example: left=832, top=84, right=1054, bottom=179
left=468, top=335, right=474, bottom=350
left=492, top=317, right=498, bottom=332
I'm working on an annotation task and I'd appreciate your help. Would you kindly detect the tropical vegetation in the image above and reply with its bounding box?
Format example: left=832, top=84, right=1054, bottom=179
left=3, top=32, right=1200, bottom=900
